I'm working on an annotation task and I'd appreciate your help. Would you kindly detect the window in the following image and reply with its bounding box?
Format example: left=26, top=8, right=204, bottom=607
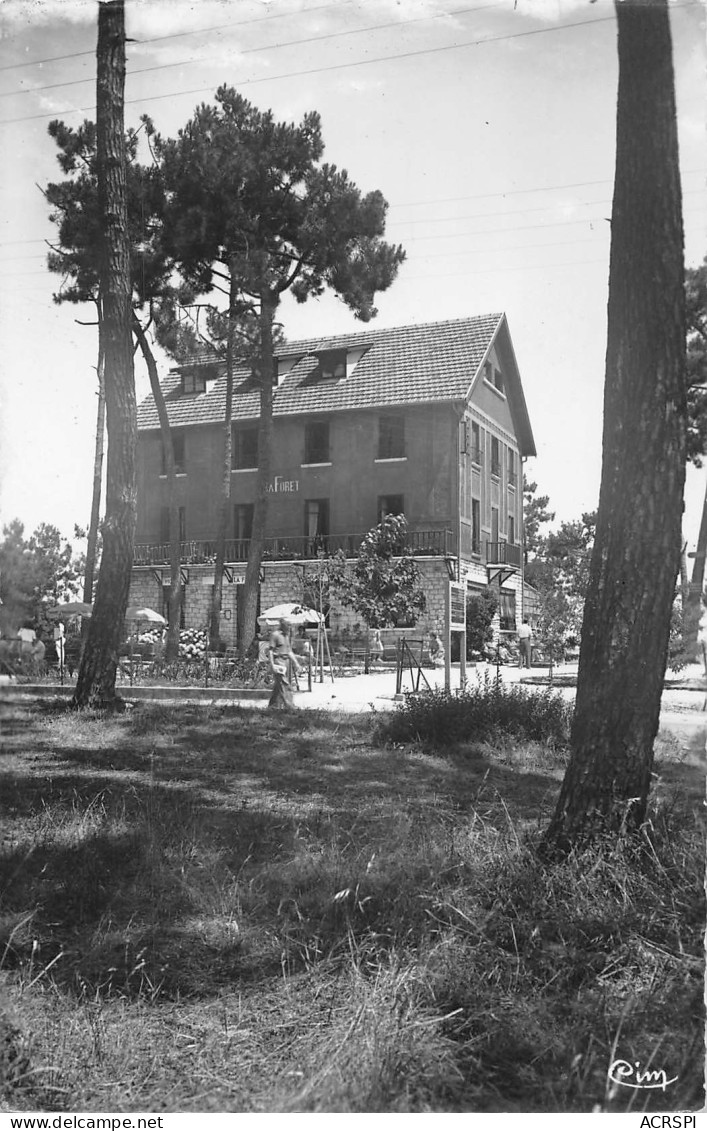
left=234, top=503, right=254, bottom=544
left=161, top=431, right=186, bottom=475
left=232, top=426, right=258, bottom=470
left=304, top=498, right=330, bottom=549
left=471, top=498, right=481, bottom=554
left=378, top=494, right=404, bottom=523
left=499, top=588, right=516, bottom=632
left=300, top=350, right=346, bottom=386
left=378, top=414, right=405, bottom=459
left=490, top=436, right=500, bottom=477
left=319, top=351, right=346, bottom=382
left=182, top=371, right=206, bottom=395
left=160, top=506, right=186, bottom=545
left=304, top=419, right=330, bottom=464
left=507, top=448, right=517, bottom=487
left=508, top=514, right=516, bottom=545
left=471, top=422, right=481, bottom=464
left=485, top=362, right=505, bottom=393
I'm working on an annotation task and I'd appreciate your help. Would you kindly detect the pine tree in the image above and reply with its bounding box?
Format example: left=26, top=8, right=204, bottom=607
left=45, top=114, right=186, bottom=660
left=72, top=0, right=136, bottom=708
left=543, top=0, right=686, bottom=849
left=155, top=87, right=405, bottom=654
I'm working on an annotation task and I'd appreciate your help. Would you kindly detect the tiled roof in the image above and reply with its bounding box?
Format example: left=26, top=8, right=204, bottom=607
left=137, top=314, right=505, bottom=432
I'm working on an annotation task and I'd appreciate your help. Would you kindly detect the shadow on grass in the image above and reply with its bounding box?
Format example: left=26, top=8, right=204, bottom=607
left=1, top=700, right=704, bottom=1020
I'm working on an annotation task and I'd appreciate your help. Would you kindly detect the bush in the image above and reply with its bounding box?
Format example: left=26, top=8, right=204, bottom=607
left=465, top=587, right=498, bottom=658
left=378, top=673, right=572, bottom=748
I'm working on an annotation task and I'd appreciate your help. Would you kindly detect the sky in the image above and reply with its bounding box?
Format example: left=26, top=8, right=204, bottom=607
left=0, top=0, right=705, bottom=557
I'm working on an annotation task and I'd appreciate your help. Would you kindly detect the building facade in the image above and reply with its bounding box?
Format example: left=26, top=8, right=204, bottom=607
left=130, top=313, right=536, bottom=660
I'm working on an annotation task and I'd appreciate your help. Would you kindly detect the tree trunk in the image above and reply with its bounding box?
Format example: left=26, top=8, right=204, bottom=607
left=132, top=314, right=181, bottom=661
left=543, top=0, right=686, bottom=850
left=82, top=306, right=105, bottom=612
left=683, top=474, right=707, bottom=660
left=209, top=269, right=237, bottom=648
left=73, top=0, right=136, bottom=709
left=239, top=290, right=277, bottom=656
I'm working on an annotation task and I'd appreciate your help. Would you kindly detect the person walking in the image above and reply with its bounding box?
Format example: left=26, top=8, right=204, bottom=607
left=267, top=618, right=300, bottom=709
left=518, top=618, right=533, bottom=668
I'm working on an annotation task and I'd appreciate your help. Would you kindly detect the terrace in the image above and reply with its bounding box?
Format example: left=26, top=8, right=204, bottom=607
left=133, top=530, right=522, bottom=570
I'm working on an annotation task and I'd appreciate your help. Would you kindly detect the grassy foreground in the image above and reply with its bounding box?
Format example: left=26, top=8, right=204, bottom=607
left=0, top=695, right=704, bottom=1113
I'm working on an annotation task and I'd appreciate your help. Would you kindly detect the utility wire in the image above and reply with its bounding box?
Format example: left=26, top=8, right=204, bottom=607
left=0, top=0, right=355, bottom=72
left=2, top=194, right=704, bottom=259
left=2, top=2, right=700, bottom=128
left=0, top=3, right=501, bottom=97
left=2, top=169, right=704, bottom=251
left=0, top=9, right=625, bottom=127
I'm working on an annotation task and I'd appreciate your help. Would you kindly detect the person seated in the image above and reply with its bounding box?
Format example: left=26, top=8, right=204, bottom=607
left=291, top=633, right=314, bottom=661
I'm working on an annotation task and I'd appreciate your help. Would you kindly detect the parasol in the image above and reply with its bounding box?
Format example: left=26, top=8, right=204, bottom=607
left=47, top=601, right=93, bottom=618
left=125, top=606, right=167, bottom=624
left=258, top=602, right=323, bottom=626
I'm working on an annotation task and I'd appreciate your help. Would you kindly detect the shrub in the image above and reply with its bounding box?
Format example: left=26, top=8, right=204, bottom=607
left=378, top=673, right=572, bottom=748
left=465, top=587, right=498, bottom=658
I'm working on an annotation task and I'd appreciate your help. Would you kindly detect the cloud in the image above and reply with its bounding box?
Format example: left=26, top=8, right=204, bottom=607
left=0, top=0, right=95, bottom=32
left=511, top=0, right=608, bottom=20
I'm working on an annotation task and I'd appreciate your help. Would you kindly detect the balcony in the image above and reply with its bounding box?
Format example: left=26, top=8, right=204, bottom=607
left=133, top=527, right=455, bottom=567
left=484, top=541, right=522, bottom=569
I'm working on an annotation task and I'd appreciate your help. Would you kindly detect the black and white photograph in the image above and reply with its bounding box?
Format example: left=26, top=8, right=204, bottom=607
left=0, top=0, right=705, bottom=1119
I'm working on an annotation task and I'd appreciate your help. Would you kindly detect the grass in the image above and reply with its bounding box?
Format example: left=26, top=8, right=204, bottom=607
left=0, top=694, right=704, bottom=1113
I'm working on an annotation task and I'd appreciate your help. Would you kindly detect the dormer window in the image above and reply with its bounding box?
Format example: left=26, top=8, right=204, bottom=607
left=180, top=361, right=220, bottom=395
left=182, top=371, right=206, bottom=395
left=319, top=350, right=346, bottom=382
left=298, top=349, right=348, bottom=388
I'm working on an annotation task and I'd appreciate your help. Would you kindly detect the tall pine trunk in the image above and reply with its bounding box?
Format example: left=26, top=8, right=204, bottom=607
left=239, top=290, right=277, bottom=656
left=209, top=269, right=237, bottom=648
left=132, top=315, right=182, bottom=660
left=73, top=0, right=136, bottom=709
left=83, top=306, right=105, bottom=611
left=543, top=0, right=686, bottom=849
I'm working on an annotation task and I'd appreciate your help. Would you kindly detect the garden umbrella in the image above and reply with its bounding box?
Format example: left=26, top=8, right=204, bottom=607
left=258, top=603, right=323, bottom=626
left=125, top=606, right=166, bottom=624
left=47, top=601, right=93, bottom=618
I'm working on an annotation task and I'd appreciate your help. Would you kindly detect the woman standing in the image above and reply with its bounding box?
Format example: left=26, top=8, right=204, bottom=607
left=267, top=618, right=300, bottom=709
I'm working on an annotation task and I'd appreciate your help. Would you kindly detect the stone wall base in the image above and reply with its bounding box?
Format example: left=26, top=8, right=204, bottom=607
left=129, top=555, right=526, bottom=648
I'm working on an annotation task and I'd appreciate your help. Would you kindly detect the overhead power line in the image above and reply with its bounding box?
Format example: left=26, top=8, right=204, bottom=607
left=2, top=1, right=700, bottom=128
left=0, top=3, right=501, bottom=97
left=0, top=0, right=355, bottom=72
left=1, top=189, right=704, bottom=255
left=0, top=9, right=624, bottom=127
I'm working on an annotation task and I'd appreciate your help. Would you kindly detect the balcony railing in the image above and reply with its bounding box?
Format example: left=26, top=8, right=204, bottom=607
left=484, top=540, right=522, bottom=568
left=133, top=527, right=455, bottom=567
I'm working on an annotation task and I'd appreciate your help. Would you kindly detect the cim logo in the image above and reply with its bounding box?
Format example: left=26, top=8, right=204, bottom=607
left=608, top=1058, right=678, bottom=1092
